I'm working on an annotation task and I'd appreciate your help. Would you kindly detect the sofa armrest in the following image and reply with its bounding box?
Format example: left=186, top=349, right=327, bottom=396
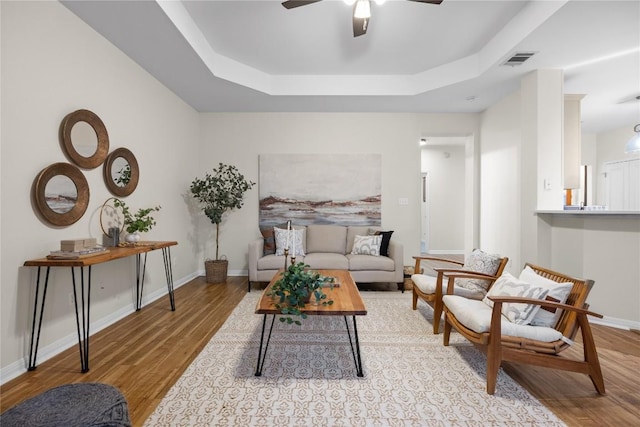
left=387, top=240, right=404, bottom=282
left=248, top=238, right=264, bottom=282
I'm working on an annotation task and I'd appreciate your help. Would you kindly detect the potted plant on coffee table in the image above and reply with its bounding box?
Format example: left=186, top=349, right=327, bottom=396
left=190, top=163, right=255, bottom=283
left=267, top=262, right=334, bottom=325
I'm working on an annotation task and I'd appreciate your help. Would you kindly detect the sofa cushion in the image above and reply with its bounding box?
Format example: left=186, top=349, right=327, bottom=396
left=411, top=274, right=485, bottom=299
left=347, top=226, right=379, bottom=253
left=456, top=249, right=503, bottom=294
left=518, top=266, right=574, bottom=327
left=351, top=235, right=382, bottom=256
left=304, top=253, right=349, bottom=270
left=274, top=227, right=306, bottom=256
left=306, top=225, right=347, bottom=254
left=347, top=253, right=395, bottom=271
left=483, top=272, right=549, bottom=325
left=443, top=295, right=563, bottom=342
left=257, top=254, right=306, bottom=270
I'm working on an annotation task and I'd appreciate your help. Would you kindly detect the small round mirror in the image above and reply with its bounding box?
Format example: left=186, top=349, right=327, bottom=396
left=60, top=109, right=109, bottom=169
left=33, top=163, right=89, bottom=226
left=70, top=120, right=99, bottom=158
left=103, top=148, right=139, bottom=197
left=44, top=175, right=77, bottom=214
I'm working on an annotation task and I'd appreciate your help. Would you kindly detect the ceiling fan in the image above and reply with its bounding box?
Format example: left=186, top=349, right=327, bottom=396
left=282, top=0, right=444, bottom=37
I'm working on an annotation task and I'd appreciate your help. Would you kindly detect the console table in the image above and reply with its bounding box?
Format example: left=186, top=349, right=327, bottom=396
left=23, top=241, right=177, bottom=373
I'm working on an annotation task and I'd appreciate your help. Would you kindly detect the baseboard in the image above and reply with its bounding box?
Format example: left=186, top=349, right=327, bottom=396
left=590, top=315, right=640, bottom=332
left=425, top=249, right=466, bottom=255
left=0, top=271, right=198, bottom=385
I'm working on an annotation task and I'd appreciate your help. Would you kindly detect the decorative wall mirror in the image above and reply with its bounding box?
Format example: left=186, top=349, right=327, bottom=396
left=60, top=109, right=109, bottom=169
left=33, top=163, right=89, bottom=226
left=103, top=147, right=139, bottom=197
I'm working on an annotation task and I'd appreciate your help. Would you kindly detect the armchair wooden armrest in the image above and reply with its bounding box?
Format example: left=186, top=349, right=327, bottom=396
left=412, top=255, right=463, bottom=275
left=488, top=296, right=603, bottom=319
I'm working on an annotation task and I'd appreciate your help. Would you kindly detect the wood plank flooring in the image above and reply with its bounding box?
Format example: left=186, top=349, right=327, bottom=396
left=1, top=275, right=639, bottom=426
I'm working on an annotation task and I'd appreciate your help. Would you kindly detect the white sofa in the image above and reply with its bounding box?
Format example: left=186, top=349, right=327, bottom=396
left=248, top=224, right=404, bottom=292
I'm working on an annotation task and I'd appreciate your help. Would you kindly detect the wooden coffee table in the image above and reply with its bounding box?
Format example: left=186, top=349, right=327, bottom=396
left=254, top=269, right=367, bottom=377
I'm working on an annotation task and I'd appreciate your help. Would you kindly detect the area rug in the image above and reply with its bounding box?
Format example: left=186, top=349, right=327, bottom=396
left=144, top=292, right=565, bottom=426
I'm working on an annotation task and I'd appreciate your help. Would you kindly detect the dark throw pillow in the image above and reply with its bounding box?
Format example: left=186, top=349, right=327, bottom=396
left=376, top=230, right=394, bottom=257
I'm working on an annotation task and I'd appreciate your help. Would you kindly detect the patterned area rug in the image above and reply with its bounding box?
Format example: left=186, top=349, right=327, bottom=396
left=144, top=292, right=565, bottom=426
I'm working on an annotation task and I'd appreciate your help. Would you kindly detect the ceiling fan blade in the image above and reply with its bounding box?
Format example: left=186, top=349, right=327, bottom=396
left=281, top=0, right=323, bottom=9
left=407, top=0, right=444, bottom=4
left=353, top=15, right=369, bottom=37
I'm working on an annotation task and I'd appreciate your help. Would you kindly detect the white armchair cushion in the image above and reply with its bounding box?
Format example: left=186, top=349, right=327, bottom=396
left=482, top=272, right=549, bottom=325
left=411, top=274, right=485, bottom=299
left=443, top=295, right=563, bottom=342
left=519, top=266, right=574, bottom=327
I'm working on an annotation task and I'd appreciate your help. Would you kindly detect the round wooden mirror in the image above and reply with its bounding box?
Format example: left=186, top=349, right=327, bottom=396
left=60, top=109, right=109, bottom=169
left=33, top=163, right=89, bottom=226
left=103, top=147, right=139, bottom=197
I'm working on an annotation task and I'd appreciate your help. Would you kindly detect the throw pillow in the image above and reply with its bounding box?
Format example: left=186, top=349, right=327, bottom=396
left=456, top=249, right=503, bottom=294
left=368, top=229, right=394, bottom=257
left=483, top=272, right=549, bottom=325
left=351, top=235, right=382, bottom=256
left=519, top=266, right=574, bottom=327
left=274, top=227, right=306, bottom=257
left=259, top=224, right=283, bottom=256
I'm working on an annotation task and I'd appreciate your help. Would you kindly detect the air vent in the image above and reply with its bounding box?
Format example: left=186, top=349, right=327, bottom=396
left=502, top=52, right=536, bottom=67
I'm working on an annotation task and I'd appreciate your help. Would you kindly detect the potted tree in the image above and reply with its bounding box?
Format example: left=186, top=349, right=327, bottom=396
left=190, top=163, right=255, bottom=283
left=268, top=262, right=334, bottom=325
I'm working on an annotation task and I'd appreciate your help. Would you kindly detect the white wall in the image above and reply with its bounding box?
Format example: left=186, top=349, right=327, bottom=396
left=595, top=124, right=640, bottom=207
left=421, top=144, right=465, bottom=252
left=1, top=1, right=200, bottom=381
left=479, top=73, right=640, bottom=328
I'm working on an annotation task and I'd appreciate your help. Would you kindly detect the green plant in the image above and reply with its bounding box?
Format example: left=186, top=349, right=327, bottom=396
left=114, top=199, right=161, bottom=234
left=267, top=262, right=334, bottom=325
left=114, top=164, right=131, bottom=186
left=190, top=163, right=255, bottom=260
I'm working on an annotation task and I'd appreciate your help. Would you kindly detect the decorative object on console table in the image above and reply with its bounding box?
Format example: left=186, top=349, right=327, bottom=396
left=190, top=163, right=255, bottom=283
left=113, top=199, right=161, bottom=245
left=267, top=262, right=334, bottom=325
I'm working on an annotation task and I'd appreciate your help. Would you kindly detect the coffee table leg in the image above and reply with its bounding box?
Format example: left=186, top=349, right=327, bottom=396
left=344, top=315, right=364, bottom=377
left=255, top=314, right=276, bottom=376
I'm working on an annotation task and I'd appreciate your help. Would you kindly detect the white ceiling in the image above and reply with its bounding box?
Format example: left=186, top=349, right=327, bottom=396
left=62, top=0, right=640, bottom=134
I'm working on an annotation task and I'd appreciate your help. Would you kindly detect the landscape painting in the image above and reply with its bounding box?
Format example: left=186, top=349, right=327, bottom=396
left=259, top=154, right=381, bottom=227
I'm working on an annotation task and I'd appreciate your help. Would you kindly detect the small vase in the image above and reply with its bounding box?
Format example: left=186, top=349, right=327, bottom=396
left=125, top=232, right=140, bottom=243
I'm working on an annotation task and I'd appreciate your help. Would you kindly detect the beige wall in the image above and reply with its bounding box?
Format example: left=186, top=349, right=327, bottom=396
left=1, top=1, right=200, bottom=381
left=196, top=113, right=480, bottom=273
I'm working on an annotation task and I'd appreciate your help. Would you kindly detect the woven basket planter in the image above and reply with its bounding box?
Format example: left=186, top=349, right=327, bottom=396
left=205, top=259, right=228, bottom=283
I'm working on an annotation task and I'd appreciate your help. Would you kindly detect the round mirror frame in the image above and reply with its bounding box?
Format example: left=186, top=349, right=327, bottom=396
left=33, top=162, right=89, bottom=226
left=60, top=109, right=109, bottom=169
left=103, top=147, right=139, bottom=197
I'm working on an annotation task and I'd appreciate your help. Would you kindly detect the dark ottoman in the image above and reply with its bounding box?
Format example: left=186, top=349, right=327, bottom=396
left=1, top=383, right=131, bottom=427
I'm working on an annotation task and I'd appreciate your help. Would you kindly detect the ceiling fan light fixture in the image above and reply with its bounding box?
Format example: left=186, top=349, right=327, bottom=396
left=343, top=0, right=356, bottom=5
left=624, top=124, right=640, bottom=154
left=374, top=0, right=387, bottom=5
left=354, top=0, right=371, bottom=18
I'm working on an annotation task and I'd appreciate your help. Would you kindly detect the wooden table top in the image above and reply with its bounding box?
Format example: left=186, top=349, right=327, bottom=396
left=255, top=269, right=367, bottom=316
left=24, top=241, right=178, bottom=267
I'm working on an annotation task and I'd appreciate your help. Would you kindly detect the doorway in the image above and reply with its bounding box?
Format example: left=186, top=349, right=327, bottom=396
left=420, top=136, right=472, bottom=255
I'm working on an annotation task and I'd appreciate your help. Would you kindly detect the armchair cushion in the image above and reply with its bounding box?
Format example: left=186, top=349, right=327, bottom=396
left=411, top=273, right=485, bottom=299
left=482, top=272, right=549, bottom=325
left=443, top=295, right=563, bottom=342
left=519, top=266, right=574, bottom=327
left=456, top=249, right=503, bottom=294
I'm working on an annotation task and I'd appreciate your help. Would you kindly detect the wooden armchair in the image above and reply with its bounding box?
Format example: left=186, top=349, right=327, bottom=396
left=442, top=263, right=605, bottom=395
left=411, top=252, right=508, bottom=334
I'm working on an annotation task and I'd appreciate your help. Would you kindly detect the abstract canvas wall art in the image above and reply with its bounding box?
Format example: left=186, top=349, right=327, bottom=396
left=259, top=154, right=381, bottom=227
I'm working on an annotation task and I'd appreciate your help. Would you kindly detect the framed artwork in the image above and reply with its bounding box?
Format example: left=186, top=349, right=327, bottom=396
left=259, top=154, right=381, bottom=227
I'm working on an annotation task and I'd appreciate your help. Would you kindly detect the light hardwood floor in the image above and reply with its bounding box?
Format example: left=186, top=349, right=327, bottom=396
left=1, top=276, right=639, bottom=426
